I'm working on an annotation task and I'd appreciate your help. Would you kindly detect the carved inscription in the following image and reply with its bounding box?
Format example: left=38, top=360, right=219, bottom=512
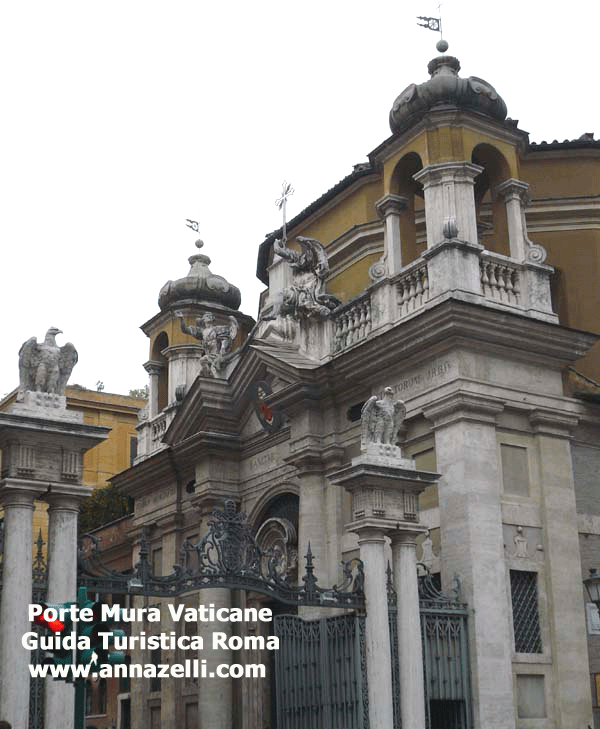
left=390, top=359, right=454, bottom=396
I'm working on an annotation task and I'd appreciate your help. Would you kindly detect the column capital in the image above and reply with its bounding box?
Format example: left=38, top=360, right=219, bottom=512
left=0, top=483, right=39, bottom=508
left=528, top=408, right=579, bottom=438
left=45, top=491, right=90, bottom=512
left=413, top=161, right=483, bottom=188
left=143, top=359, right=164, bottom=375
left=423, top=391, right=504, bottom=428
left=388, top=525, right=428, bottom=545
left=495, top=178, right=531, bottom=204
left=375, top=193, right=409, bottom=218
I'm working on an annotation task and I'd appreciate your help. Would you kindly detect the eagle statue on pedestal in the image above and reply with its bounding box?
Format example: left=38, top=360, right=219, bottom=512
left=17, top=327, right=78, bottom=401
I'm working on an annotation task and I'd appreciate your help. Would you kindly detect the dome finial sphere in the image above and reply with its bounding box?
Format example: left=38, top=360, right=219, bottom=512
left=436, top=39, right=449, bottom=53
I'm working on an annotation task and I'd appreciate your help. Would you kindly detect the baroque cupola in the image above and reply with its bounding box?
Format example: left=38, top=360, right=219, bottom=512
left=158, top=239, right=242, bottom=312
left=389, top=40, right=507, bottom=135
left=137, top=236, right=254, bottom=461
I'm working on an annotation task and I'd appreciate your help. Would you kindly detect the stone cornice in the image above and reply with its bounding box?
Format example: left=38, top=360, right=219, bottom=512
left=423, top=392, right=505, bottom=428
left=528, top=408, right=579, bottom=438
left=413, top=161, right=484, bottom=187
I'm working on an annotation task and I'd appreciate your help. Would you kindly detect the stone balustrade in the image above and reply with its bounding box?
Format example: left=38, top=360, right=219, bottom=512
left=333, top=293, right=372, bottom=352
left=480, top=252, right=521, bottom=306
left=136, top=409, right=176, bottom=462
left=395, top=258, right=430, bottom=316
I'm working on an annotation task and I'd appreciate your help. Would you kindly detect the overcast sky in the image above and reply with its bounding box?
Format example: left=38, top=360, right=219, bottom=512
left=1, top=0, right=598, bottom=397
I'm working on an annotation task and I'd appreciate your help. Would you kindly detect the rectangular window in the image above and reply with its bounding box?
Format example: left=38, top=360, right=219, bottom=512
left=510, top=570, right=542, bottom=653
left=129, top=437, right=138, bottom=466
left=150, top=648, right=161, bottom=692
left=501, top=444, right=530, bottom=496
left=149, top=706, right=161, bottom=729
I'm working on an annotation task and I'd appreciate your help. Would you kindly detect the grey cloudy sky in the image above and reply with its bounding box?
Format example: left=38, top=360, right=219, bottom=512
left=1, top=0, right=598, bottom=396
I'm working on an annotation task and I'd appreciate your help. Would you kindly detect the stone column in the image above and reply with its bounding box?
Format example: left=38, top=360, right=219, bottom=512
left=44, top=491, right=88, bottom=729
left=330, top=448, right=438, bottom=729
left=143, top=361, right=162, bottom=418
left=414, top=162, right=483, bottom=248
left=495, top=179, right=530, bottom=261
left=0, top=485, right=38, bottom=729
left=197, top=588, right=233, bottom=728
left=353, top=526, right=394, bottom=729
left=376, top=194, right=409, bottom=276
left=529, top=409, right=593, bottom=727
left=424, top=393, right=515, bottom=729
left=390, top=530, right=427, bottom=729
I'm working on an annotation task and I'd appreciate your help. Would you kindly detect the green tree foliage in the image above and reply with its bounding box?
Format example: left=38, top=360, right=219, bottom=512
left=128, top=385, right=149, bottom=399
left=79, top=483, right=133, bottom=534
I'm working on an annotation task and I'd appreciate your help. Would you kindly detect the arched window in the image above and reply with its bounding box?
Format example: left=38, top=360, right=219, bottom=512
left=390, top=152, right=424, bottom=265
left=85, top=680, right=93, bottom=715
left=471, top=144, right=511, bottom=255
left=151, top=332, right=169, bottom=412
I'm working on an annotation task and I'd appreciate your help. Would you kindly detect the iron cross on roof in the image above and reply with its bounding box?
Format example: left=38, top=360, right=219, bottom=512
left=275, top=181, right=294, bottom=243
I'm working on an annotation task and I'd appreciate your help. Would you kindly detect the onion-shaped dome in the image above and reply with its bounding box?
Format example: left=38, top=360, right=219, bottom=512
left=389, top=43, right=507, bottom=135
left=158, top=240, right=241, bottom=311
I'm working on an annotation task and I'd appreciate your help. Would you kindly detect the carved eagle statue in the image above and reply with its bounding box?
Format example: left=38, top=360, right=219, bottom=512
left=361, top=387, right=407, bottom=446
left=17, top=327, right=78, bottom=401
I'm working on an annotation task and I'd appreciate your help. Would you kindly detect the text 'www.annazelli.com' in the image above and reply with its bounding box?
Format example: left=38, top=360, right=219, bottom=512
left=29, top=660, right=266, bottom=679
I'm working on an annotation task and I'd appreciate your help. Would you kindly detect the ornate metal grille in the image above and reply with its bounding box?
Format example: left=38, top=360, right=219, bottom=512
left=510, top=569, right=542, bottom=653
left=274, top=614, right=367, bottom=729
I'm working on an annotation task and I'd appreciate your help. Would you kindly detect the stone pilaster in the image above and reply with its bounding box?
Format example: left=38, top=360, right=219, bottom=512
left=528, top=409, right=593, bottom=727
left=143, top=361, right=162, bottom=418
left=390, top=529, right=427, bottom=729
left=44, top=490, right=91, bottom=729
left=495, top=178, right=530, bottom=261
left=162, top=344, right=205, bottom=404
left=0, top=484, right=39, bottom=729
left=375, top=194, right=409, bottom=276
left=424, top=392, right=515, bottom=729
left=413, top=162, right=483, bottom=248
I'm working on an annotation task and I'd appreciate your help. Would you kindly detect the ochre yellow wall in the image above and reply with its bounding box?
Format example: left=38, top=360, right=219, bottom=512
left=291, top=178, right=382, bottom=250
left=328, top=253, right=382, bottom=303
left=521, top=156, right=600, bottom=198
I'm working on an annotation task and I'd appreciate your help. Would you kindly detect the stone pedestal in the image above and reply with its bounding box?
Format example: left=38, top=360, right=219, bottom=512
left=0, top=485, right=40, bottom=729
left=330, top=446, right=438, bottom=729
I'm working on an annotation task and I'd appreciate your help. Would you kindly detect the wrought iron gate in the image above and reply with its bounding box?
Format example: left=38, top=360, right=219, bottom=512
left=274, top=614, right=368, bottom=729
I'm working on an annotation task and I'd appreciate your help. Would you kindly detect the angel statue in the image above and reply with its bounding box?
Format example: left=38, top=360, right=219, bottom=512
left=265, top=236, right=340, bottom=320
left=17, top=327, right=78, bottom=401
left=176, top=311, right=238, bottom=377
left=361, top=387, right=407, bottom=448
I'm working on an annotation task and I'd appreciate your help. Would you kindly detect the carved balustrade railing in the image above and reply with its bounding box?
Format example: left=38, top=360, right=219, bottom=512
left=480, top=252, right=521, bottom=306
left=333, top=292, right=372, bottom=352
left=395, top=258, right=430, bottom=317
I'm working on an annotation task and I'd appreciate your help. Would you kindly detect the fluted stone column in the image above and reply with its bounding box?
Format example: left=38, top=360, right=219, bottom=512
left=0, top=486, right=38, bottom=729
left=376, top=194, right=409, bottom=276
left=44, top=491, right=89, bottom=729
left=390, top=530, right=427, bottom=729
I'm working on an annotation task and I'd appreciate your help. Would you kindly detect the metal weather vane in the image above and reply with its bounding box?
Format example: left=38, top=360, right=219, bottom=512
left=275, top=181, right=294, bottom=244
left=417, top=2, right=443, bottom=38
left=185, top=218, right=200, bottom=233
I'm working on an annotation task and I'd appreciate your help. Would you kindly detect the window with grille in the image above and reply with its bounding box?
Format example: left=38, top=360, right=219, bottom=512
left=510, top=570, right=542, bottom=653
